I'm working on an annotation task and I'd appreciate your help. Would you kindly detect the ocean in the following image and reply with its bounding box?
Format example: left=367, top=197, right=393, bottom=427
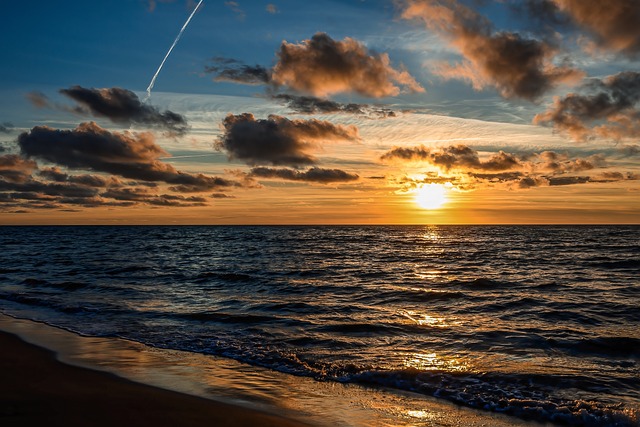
left=0, top=225, right=638, bottom=426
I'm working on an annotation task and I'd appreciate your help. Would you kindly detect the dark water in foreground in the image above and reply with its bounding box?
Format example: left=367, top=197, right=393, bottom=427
left=0, top=225, right=638, bottom=426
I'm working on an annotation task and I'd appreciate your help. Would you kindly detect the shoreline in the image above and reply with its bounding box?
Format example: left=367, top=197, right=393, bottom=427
left=0, top=314, right=553, bottom=427
left=0, top=329, right=309, bottom=427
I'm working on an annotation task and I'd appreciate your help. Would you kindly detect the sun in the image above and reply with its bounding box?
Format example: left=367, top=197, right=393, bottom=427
left=414, top=183, right=448, bottom=209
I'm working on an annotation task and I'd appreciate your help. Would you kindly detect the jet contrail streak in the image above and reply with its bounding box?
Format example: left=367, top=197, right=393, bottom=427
left=144, top=0, right=204, bottom=102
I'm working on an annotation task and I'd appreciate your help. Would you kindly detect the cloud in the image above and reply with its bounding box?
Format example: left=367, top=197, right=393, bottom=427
left=216, top=113, right=360, bottom=167
left=381, top=144, right=520, bottom=171
left=0, top=179, right=100, bottom=199
left=266, top=3, right=278, bottom=14
left=208, top=33, right=424, bottom=98
left=0, top=156, right=215, bottom=211
left=272, top=94, right=397, bottom=118
left=0, top=154, right=38, bottom=183
left=0, top=179, right=208, bottom=210
left=534, top=71, right=640, bottom=141
left=206, top=58, right=271, bottom=85
left=18, top=122, right=235, bottom=190
left=382, top=144, right=626, bottom=192
left=225, top=1, right=245, bottom=20
left=551, top=0, right=640, bottom=56
left=26, top=92, right=50, bottom=108
left=401, top=0, right=583, bottom=100
left=100, top=187, right=207, bottom=206
left=533, top=151, right=606, bottom=172
left=512, top=0, right=571, bottom=28
left=0, top=122, right=14, bottom=134
left=249, top=167, right=359, bottom=183
left=272, top=33, right=424, bottom=98
left=38, top=167, right=117, bottom=187
left=59, top=86, right=189, bottom=135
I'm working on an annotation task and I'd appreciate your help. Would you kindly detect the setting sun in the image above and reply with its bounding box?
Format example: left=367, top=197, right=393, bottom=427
left=414, top=183, right=448, bottom=209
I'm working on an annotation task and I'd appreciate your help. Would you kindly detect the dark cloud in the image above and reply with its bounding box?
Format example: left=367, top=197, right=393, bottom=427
left=206, top=58, right=271, bottom=85
left=59, top=86, right=189, bottom=135
left=512, top=0, right=571, bottom=28
left=18, top=122, right=235, bottom=190
left=0, top=122, right=14, bottom=134
left=38, top=167, right=117, bottom=187
left=101, top=188, right=208, bottom=206
left=381, top=144, right=520, bottom=171
left=534, top=151, right=606, bottom=172
left=210, top=193, right=235, bottom=199
left=249, top=167, right=359, bottom=183
left=0, top=178, right=100, bottom=199
left=518, top=175, right=550, bottom=188
left=208, top=33, right=424, bottom=98
left=534, top=71, right=640, bottom=141
left=0, top=154, right=38, bottom=183
left=401, top=0, right=583, bottom=100
left=216, top=113, right=360, bottom=167
left=620, top=145, right=640, bottom=157
left=0, top=164, right=212, bottom=211
left=551, top=0, right=640, bottom=56
left=272, top=94, right=397, bottom=118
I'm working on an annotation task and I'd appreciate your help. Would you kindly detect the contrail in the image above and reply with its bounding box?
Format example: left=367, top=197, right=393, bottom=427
left=144, top=0, right=204, bottom=102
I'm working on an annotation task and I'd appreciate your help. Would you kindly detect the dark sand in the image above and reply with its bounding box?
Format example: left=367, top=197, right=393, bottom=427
left=0, top=331, right=309, bottom=427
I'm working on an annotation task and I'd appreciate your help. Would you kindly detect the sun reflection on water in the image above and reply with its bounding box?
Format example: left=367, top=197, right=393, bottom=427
left=400, top=310, right=458, bottom=328
left=403, top=352, right=470, bottom=372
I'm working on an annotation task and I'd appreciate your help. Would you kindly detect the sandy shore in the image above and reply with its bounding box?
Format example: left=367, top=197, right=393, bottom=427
left=0, top=330, right=309, bottom=427
left=0, top=315, right=552, bottom=427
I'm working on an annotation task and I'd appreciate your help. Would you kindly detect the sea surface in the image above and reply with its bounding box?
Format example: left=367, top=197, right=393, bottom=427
left=0, top=225, right=638, bottom=426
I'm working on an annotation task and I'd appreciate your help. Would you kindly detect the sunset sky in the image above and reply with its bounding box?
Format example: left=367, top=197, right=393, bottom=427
left=1, top=0, right=639, bottom=224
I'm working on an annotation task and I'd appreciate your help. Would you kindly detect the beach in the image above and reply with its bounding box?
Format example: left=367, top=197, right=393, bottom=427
left=0, top=329, right=309, bottom=427
left=0, top=314, right=555, bottom=427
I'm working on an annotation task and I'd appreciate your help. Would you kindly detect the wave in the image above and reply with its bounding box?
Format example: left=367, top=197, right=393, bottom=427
left=174, top=311, right=281, bottom=324
left=347, top=368, right=640, bottom=427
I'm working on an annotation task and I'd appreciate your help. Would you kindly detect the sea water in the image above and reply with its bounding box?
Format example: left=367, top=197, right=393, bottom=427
left=0, top=225, right=638, bottom=426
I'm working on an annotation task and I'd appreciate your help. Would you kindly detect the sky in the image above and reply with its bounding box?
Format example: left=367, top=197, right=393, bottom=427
left=0, top=0, right=639, bottom=224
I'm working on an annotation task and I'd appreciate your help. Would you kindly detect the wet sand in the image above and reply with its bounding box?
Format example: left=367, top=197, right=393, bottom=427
left=0, top=330, right=308, bottom=427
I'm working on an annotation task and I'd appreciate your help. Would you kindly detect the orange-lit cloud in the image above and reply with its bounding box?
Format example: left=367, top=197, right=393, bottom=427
left=381, top=144, right=631, bottom=192
left=216, top=113, right=360, bottom=167
left=551, top=0, right=640, bottom=56
left=401, top=0, right=583, bottom=100
left=272, top=33, right=424, bottom=97
left=208, top=33, right=424, bottom=98
left=381, top=144, right=520, bottom=171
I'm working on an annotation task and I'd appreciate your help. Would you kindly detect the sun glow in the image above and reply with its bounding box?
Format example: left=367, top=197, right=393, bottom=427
left=414, top=183, right=448, bottom=209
